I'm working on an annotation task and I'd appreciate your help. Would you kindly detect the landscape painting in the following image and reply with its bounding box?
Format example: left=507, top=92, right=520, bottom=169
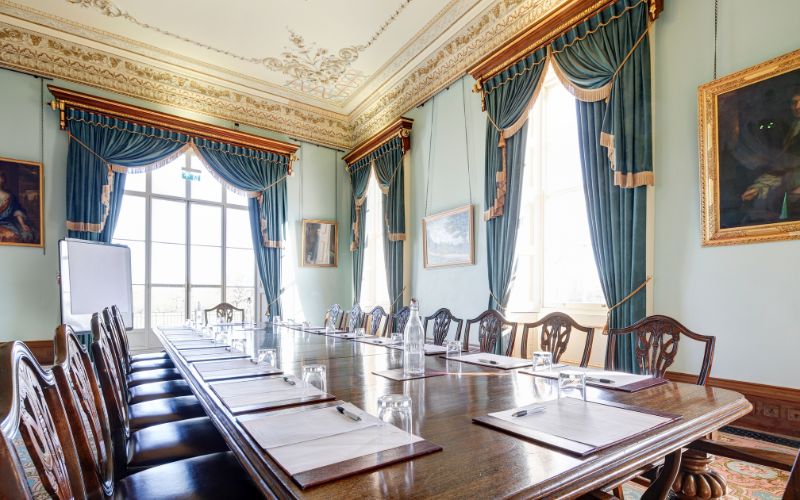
left=0, top=157, right=43, bottom=248
left=423, top=205, right=474, bottom=268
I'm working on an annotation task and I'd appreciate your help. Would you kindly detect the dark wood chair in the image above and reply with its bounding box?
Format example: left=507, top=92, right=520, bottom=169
left=384, top=306, right=410, bottom=337
left=463, top=309, right=518, bottom=356
left=91, top=314, right=229, bottom=478
left=111, top=304, right=171, bottom=364
left=324, top=303, right=344, bottom=329
left=605, top=315, right=715, bottom=385
left=203, top=302, right=245, bottom=325
left=519, top=312, right=594, bottom=366
left=344, top=303, right=364, bottom=331
left=423, top=308, right=464, bottom=346
left=364, top=306, right=388, bottom=337
left=105, top=306, right=174, bottom=373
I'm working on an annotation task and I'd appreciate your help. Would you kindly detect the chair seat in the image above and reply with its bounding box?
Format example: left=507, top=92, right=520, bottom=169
left=130, top=358, right=175, bottom=372
left=127, top=368, right=183, bottom=387
left=131, top=351, right=169, bottom=362
left=129, top=379, right=193, bottom=405
left=129, top=395, right=207, bottom=431
left=115, top=451, right=262, bottom=499
left=126, top=417, right=228, bottom=475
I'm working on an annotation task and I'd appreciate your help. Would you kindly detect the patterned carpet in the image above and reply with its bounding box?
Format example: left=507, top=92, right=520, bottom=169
left=623, top=431, right=796, bottom=499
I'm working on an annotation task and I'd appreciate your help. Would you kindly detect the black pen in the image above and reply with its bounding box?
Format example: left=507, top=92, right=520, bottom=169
left=336, top=405, right=361, bottom=421
left=586, top=377, right=615, bottom=384
left=478, top=358, right=499, bottom=365
left=511, top=406, right=545, bottom=417
left=282, top=376, right=296, bottom=386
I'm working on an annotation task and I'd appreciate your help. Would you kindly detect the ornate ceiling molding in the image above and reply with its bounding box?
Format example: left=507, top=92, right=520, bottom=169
left=0, top=0, right=573, bottom=150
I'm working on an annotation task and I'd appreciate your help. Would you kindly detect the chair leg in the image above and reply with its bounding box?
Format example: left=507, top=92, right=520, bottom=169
left=613, top=485, right=625, bottom=499
left=642, top=449, right=682, bottom=500
left=672, top=449, right=726, bottom=499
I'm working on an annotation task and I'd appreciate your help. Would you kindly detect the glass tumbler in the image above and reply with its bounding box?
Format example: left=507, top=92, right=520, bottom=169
left=558, top=369, right=587, bottom=401
left=531, top=351, right=553, bottom=372
left=445, top=340, right=462, bottom=358
left=377, top=394, right=413, bottom=436
left=256, top=348, right=277, bottom=369
left=302, top=364, right=327, bottom=393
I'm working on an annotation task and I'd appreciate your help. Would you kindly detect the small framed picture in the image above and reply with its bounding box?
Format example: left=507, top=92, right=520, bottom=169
left=0, top=157, right=44, bottom=248
left=422, top=205, right=474, bottom=269
left=301, top=219, right=338, bottom=267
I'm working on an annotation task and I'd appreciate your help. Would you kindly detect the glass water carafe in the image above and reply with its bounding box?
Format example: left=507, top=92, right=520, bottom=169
left=403, top=299, right=425, bottom=376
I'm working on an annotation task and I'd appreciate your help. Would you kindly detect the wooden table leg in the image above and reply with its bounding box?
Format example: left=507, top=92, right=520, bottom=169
left=672, top=449, right=726, bottom=499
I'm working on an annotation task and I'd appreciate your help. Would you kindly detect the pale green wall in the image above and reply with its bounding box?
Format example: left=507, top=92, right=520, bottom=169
left=0, top=67, right=351, bottom=341
left=406, top=78, right=489, bottom=321
left=653, top=0, right=800, bottom=388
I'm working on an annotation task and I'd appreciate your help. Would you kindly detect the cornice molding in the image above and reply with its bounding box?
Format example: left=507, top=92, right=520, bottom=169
left=343, top=118, right=413, bottom=166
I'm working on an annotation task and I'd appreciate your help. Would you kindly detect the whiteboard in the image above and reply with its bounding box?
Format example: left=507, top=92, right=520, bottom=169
left=59, top=239, right=133, bottom=332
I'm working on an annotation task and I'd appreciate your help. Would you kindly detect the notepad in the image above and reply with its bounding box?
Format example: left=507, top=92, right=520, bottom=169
left=444, top=352, right=530, bottom=369
left=387, top=343, right=448, bottom=355
left=182, top=348, right=250, bottom=363
left=194, top=358, right=281, bottom=381
left=211, top=375, right=332, bottom=413
left=355, top=337, right=401, bottom=346
left=520, top=367, right=666, bottom=392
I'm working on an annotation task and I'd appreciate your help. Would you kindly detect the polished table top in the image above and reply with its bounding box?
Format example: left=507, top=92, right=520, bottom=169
left=154, top=325, right=751, bottom=499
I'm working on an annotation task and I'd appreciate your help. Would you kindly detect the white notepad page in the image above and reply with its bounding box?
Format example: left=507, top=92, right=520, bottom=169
left=448, top=352, right=531, bottom=369
left=212, top=376, right=326, bottom=409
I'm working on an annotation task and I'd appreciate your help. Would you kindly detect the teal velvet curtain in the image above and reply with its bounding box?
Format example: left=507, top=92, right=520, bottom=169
left=348, top=156, right=371, bottom=303
left=372, top=137, right=405, bottom=313
left=482, top=46, right=548, bottom=312
left=193, top=138, right=290, bottom=317
left=551, top=0, right=651, bottom=371
left=65, top=108, right=189, bottom=241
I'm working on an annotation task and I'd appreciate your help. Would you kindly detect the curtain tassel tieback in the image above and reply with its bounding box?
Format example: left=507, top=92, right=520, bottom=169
left=601, top=275, right=652, bottom=334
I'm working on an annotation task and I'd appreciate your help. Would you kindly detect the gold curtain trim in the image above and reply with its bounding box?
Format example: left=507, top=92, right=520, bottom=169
left=602, top=275, right=651, bottom=333
left=550, top=56, right=612, bottom=102
left=599, top=131, right=617, bottom=169
left=66, top=220, right=104, bottom=232
left=346, top=142, right=403, bottom=173
left=263, top=239, right=285, bottom=249
left=387, top=232, right=406, bottom=241
left=615, top=170, right=654, bottom=188
left=484, top=170, right=507, bottom=221
left=503, top=56, right=550, bottom=139
left=66, top=131, right=115, bottom=234
left=482, top=55, right=550, bottom=97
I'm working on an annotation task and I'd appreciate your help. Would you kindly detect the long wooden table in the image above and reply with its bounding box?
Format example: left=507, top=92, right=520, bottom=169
left=154, top=325, right=752, bottom=498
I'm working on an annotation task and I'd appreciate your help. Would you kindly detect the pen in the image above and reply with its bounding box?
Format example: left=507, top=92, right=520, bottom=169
left=478, top=358, right=499, bottom=365
left=336, top=405, right=362, bottom=421
left=511, top=406, right=545, bottom=417
left=282, top=376, right=296, bottom=386
left=586, top=377, right=615, bottom=384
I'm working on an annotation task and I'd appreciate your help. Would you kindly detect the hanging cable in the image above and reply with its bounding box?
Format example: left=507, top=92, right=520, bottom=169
left=713, top=0, right=719, bottom=79
left=423, top=94, right=437, bottom=217
left=461, top=78, right=474, bottom=207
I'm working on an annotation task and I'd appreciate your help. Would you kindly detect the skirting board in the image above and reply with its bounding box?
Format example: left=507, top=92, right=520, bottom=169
left=666, top=372, right=800, bottom=439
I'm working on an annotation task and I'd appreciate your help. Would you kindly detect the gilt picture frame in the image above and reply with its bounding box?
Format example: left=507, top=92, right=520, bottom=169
left=301, top=219, right=338, bottom=267
left=422, top=205, right=474, bottom=269
left=699, top=48, right=800, bottom=246
left=0, top=157, right=44, bottom=248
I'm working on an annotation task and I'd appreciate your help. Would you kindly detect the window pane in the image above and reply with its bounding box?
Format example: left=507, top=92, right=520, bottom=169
left=114, top=194, right=145, bottom=241
left=189, top=155, right=222, bottom=202
left=151, top=286, right=185, bottom=328
left=226, top=190, right=248, bottom=206
left=189, top=287, right=222, bottom=324
left=190, top=245, right=221, bottom=285
left=191, top=204, right=221, bottom=246
left=151, top=156, right=186, bottom=198
left=226, top=208, right=252, bottom=249
left=152, top=199, right=186, bottom=244
left=226, top=287, right=254, bottom=322
left=152, top=242, right=185, bottom=284
left=124, top=172, right=146, bottom=193
left=132, top=284, right=145, bottom=329
left=543, top=85, right=581, bottom=193
left=226, top=247, right=254, bottom=286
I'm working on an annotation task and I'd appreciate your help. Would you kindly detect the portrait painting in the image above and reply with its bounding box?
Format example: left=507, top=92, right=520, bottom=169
left=423, top=205, right=474, bottom=268
left=301, top=219, right=338, bottom=267
left=700, top=49, right=800, bottom=245
left=0, top=157, right=43, bottom=248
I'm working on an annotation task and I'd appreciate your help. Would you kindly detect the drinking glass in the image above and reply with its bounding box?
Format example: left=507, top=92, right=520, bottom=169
left=256, top=348, right=277, bottom=369
left=377, top=394, right=413, bottom=436
left=302, top=364, right=327, bottom=392
left=558, top=369, right=587, bottom=401
left=355, top=327, right=366, bottom=338
left=201, top=325, right=213, bottom=339
left=445, top=340, right=462, bottom=358
left=531, top=351, right=553, bottom=372
left=391, top=332, right=403, bottom=345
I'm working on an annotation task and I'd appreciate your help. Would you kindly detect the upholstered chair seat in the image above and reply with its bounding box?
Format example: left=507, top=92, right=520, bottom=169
left=127, top=367, right=183, bottom=387
left=130, top=357, right=175, bottom=372
left=115, top=452, right=262, bottom=499
left=124, top=417, right=229, bottom=475
left=128, top=395, right=208, bottom=431
left=131, top=350, right=169, bottom=362
left=128, top=378, right=194, bottom=404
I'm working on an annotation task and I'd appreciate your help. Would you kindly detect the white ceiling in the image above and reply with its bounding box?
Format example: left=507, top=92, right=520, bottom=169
left=3, top=0, right=491, bottom=113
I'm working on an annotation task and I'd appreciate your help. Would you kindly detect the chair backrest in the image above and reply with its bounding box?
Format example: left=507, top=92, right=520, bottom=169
left=0, top=340, right=85, bottom=499
left=785, top=448, right=799, bottom=500
left=520, top=312, right=594, bottom=366
left=204, top=302, right=245, bottom=325
left=423, top=308, right=464, bottom=346
left=386, top=306, right=411, bottom=337
left=53, top=324, right=115, bottom=498
left=364, top=306, right=387, bottom=337
left=464, top=310, right=517, bottom=356
left=104, top=306, right=130, bottom=374
left=324, top=303, right=343, bottom=328
left=605, top=315, right=715, bottom=385
left=346, top=303, right=363, bottom=330
left=91, top=313, right=131, bottom=476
